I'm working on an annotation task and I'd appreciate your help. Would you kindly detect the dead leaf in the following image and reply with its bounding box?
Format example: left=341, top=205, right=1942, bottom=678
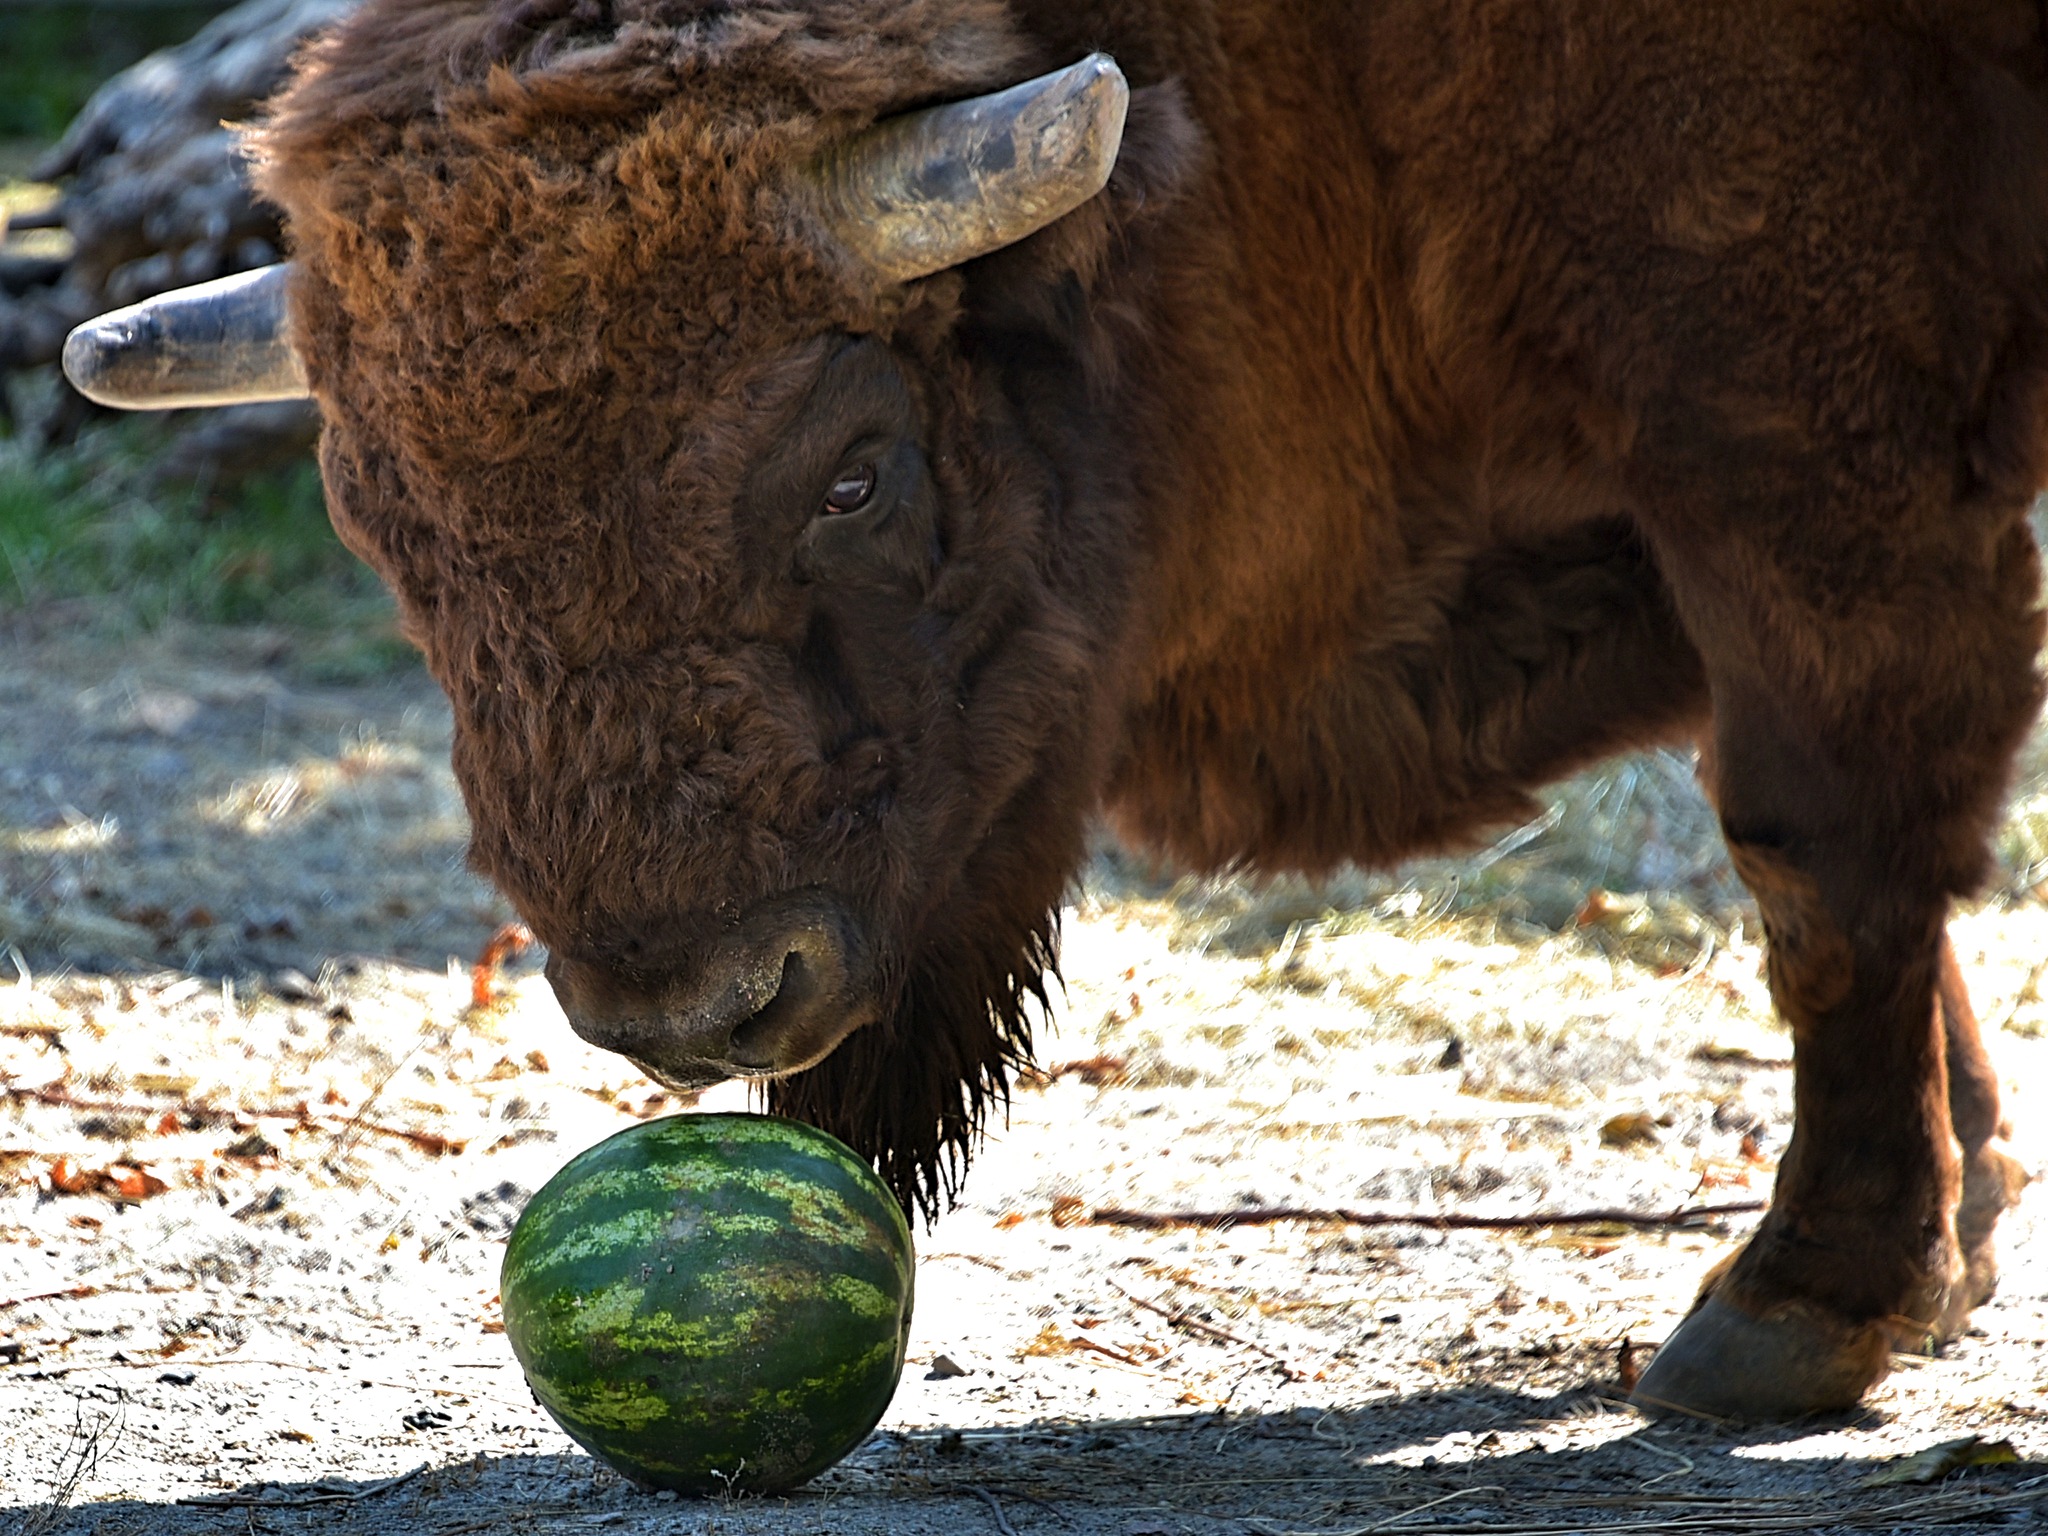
left=1861, top=1436, right=2020, bottom=1486
left=1021, top=1324, right=1079, bottom=1358
left=1050, top=1195, right=1088, bottom=1228
left=470, top=923, right=534, bottom=1010
left=48, top=1157, right=95, bottom=1195
left=131, top=1072, right=198, bottom=1096
left=108, top=1164, right=168, bottom=1200
left=993, top=1211, right=1027, bottom=1230
left=1600, top=1113, right=1661, bottom=1148
left=1046, top=1055, right=1129, bottom=1088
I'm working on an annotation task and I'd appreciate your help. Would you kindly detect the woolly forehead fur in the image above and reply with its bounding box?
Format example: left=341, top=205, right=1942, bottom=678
left=248, top=0, right=1049, bottom=907
left=250, top=0, right=1029, bottom=545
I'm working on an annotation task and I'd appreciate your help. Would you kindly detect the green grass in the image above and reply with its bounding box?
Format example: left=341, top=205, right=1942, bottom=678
left=0, top=413, right=414, bottom=681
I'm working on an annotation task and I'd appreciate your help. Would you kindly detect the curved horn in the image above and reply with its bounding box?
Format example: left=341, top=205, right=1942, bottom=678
left=62, top=264, right=309, bottom=410
left=808, top=53, right=1129, bottom=283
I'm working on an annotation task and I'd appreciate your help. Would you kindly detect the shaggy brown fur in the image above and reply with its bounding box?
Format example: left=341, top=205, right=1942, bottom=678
left=256, top=0, right=2048, bottom=1408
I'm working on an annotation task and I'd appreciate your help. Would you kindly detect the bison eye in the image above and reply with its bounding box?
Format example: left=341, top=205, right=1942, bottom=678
left=822, top=464, right=877, bottom=517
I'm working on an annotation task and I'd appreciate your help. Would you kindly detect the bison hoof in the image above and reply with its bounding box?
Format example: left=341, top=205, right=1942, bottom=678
left=1943, top=1142, right=2029, bottom=1340
left=1629, top=1294, right=1895, bottom=1421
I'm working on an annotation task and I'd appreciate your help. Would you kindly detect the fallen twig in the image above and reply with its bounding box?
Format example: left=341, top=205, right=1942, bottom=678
left=19, top=1398, right=122, bottom=1536
left=1111, top=1280, right=1305, bottom=1378
left=987, top=1486, right=1072, bottom=1525
left=1082, top=1200, right=1766, bottom=1234
left=0, top=1285, right=99, bottom=1312
left=178, top=1464, right=426, bottom=1509
left=1068, top=1334, right=1154, bottom=1368
left=325, top=1025, right=435, bottom=1165
left=967, top=1485, right=1020, bottom=1536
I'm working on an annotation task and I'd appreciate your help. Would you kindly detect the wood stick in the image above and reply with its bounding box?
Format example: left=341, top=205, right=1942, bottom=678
left=0, top=1285, right=98, bottom=1312
left=1110, top=1281, right=1304, bottom=1379
left=1083, top=1200, right=1766, bottom=1233
left=967, top=1485, right=1020, bottom=1536
left=178, top=1465, right=425, bottom=1509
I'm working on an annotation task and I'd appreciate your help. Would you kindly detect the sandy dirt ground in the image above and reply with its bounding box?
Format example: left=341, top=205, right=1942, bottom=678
left=2, top=623, right=2046, bottom=1536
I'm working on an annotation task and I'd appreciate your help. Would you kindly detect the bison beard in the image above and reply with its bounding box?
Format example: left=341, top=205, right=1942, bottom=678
left=769, top=909, right=1056, bottom=1224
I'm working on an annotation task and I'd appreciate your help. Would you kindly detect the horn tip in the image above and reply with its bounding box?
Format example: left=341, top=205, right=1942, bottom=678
left=1075, top=52, right=1125, bottom=91
left=1073, top=53, right=1129, bottom=184
left=58, top=264, right=310, bottom=411
left=62, top=316, right=138, bottom=409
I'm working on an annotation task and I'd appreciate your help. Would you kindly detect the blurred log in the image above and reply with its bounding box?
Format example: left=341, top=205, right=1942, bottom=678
left=0, top=0, right=359, bottom=480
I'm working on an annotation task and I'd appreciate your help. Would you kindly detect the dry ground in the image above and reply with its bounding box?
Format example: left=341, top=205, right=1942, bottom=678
left=1, top=623, right=2046, bottom=1536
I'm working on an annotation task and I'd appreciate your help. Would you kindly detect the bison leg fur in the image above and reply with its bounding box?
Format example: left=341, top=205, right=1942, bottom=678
left=1936, top=938, right=2030, bottom=1338
left=1627, top=479, right=2044, bottom=1419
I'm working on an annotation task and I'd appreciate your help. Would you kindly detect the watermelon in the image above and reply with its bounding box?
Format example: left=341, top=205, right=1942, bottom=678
left=500, top=1113, right=915, bottom=1493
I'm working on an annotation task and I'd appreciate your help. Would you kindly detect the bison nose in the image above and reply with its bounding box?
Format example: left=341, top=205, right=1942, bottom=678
left=544, top=893, right=875, bottom=1088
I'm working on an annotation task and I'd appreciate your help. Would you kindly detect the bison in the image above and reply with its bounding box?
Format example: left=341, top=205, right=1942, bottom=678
left=63, top=0, right=2047, bottom=1423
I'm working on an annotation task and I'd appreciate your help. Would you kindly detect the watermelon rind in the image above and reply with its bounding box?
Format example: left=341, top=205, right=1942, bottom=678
left=501, top=1113, right=915, bottom=1493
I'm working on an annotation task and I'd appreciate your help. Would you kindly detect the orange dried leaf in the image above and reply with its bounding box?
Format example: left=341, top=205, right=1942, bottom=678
left=1020, top=1324, right=1080, bottom=1358
left=109, top=1165, right=168, bottom=1199
left=470, top=923, right=534, bottom=1010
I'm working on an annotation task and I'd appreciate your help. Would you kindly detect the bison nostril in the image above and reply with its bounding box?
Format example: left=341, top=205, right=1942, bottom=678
left=728, top=949, right=821, bottom=1068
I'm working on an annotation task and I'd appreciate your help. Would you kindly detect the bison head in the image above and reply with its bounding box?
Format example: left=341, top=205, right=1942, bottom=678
left=67, top=0, right=1198, bottom=1216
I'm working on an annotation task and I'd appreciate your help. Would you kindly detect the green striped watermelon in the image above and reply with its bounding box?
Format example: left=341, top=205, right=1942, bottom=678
left=500, top=1113, right=915, bottom=1493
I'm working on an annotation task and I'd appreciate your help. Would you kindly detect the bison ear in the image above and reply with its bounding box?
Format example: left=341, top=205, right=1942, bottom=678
left=977, top=79, right=1207, bottom=294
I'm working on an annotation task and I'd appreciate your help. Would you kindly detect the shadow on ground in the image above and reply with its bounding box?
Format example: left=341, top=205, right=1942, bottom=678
left=8, top=1390, right=2044, bottom=1536
left=0, top=627, right=509, bottom=980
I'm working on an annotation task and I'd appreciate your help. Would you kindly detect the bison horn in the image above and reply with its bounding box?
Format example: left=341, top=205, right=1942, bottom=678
left=61, top=57, right=1127, bottom=409
left=807, top=53, right=1129, bottom=283
left=62, top=264, right=309, bottom=410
